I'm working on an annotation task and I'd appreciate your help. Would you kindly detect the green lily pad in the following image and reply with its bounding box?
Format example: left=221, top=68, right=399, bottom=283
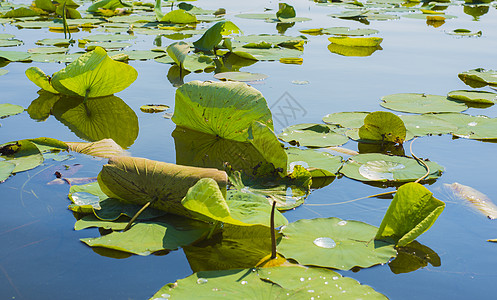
left=27, top=47, right=68, bottom=54
left=108, top=50, right=165, bottom=60
left=235, top=13, right=275, bottom=20
left=25, top=67, right=59, bottom=94
left=98, top=156, right=228, bottom=217
left=0, top=139, right=44, bottom=173
left=328, top=36, right=382, bottom=47
left=35, top=38, right=72, bottom=46
left=278, top=217, right=397, bottom=270
left=322, top=27, right=379, bottom=36
left=182, top=178, right=287, bottom=227
left=68, top=181, right=106, bottom=213
left=399, top=114, right=458, bottom=137
left=160, top=9, right=197, bottom=23
left=29, top=137, right=67, bottom=153
left=232, top=47, right=302, bottom=61
left=278, top=123, right=349, bottom=147
left=74, top=215, right=128, bottom=231
left=380, top=93, right=468, bottom=113
left=447, top=90, right=496, bottom=105
left=29, top=53, right=82, bottom=63
left=0, top=161, right=15, bottom=182
left=213, top=71, right=268, bottom=82
left=86, top=42, right=132, bottom=50
left=0, top=34, right=15, bottom=39
left=376, top=182, right=445, bottom=246
left=285, top=147, right=342, bottom=177
left=52, top=95, right=138, bottom=148
left=323, top=111, right=369, bottom=128
left=458, top=68, right=497, bottom=88
left=0, top=39, right=22, bottom=47
left=446, top=28, right=482, bottom=36
left=0, top=103, right=23, bottom=118
left=2, top=7, right=40, bottom=18
left=80, top=34, right=137, bottom=42
left=81, top=216, right=210, bottom=255
left=404, top=13, right=456, bottom=20
left=328, top=10, right=368, bottom=19
left=87, top=0, right=132, bottom=12
left=0, top=50, right=30, bottom=61
left=359, top=111, right=406, bottom=144
left=153, top=265, right=386, bottom=299
left=340, top=153, right=444, bottom=182
left=276, top=3, right=295, bottom=19
left=172, top=80, right=273, bottom=142
left=432, top=113, right=497, bottom=140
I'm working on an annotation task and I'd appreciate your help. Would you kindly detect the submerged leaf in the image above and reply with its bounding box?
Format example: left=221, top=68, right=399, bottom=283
left=376, top=182, right=445, bottom=246
left=445, top=182, right=497, bottom=219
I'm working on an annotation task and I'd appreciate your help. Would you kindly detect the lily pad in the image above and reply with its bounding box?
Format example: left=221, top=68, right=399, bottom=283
left=0, top=103, right=23, bottom=118
left=66, top=139, right=126, bottom=158
left=0, top=50, right=30, bottom=61
left=233, top=47, right=302, bottom=61
left=235, top=13, right=275, bottom=20
left=74, top=215, right=128, bottom=231
left=79, top=34, right=137, bottom=42
left=193, top=21, right=241, bottom=52
left=140, top=104, right=169, bottom=113
left=323, top=111, right=369, bottom=128
left=0, top=139, right=44, bottom=173
left=0, top=39, right=22, bottom=47
left=376, top=182, right=445, bottom=246
left=0, top=161, right=15, bottom=182
left=27, top=47, right=68, bottom=54
left=81, top=216, right=210, bottom=255
left=172, top=80, right=273, bottom=142
left=432, top=113, right=497, bottom=140
left=285, top=147, right=342, bottom=177
left=447, top=90, right=496, bottom=105
left=399, top=114, right=458, bottom=137
left=278, top=217, right=397, bottom=270
left=213, top=72, right=268, bottom=82
left=35, top=38, right=72, bottom=46
left=278, top=123, right=349, bottom=147
left=25, top=67, right=59, bottom=94
left=380, top=93, right=468, bottom=113
left=50, top=47, right=137, bottom=98
left=52, top=95, right=138, bottom=148
left=86, top=42, right=132, bottom=50
left=322, top=27, right=379, bottom=36
left=446, top=28, right=482, bottom=36
left=340, top=153, right=444, bottom=182
left=359, top=111, right=406, bottom=144
left=458, top=68, right=497, bottom=87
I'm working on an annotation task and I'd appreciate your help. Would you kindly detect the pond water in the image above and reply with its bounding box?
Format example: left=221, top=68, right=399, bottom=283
left=1, top=0, right=497, bottom=299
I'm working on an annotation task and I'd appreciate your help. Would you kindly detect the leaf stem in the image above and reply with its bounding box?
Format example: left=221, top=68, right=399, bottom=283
left=123, top=201, right=153, bottom=232
left=206, top=221, right=220, bottom=239
left=410, top=137, right=430, bottom=183
left=270, top=200, right=277, bottom=259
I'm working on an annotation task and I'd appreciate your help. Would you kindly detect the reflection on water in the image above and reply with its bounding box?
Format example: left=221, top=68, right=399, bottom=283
left=328, top=44, right=382, bottom=57
left=389, top=240, right=441, bottom=274
left=27, top=92, right=139, bottom=148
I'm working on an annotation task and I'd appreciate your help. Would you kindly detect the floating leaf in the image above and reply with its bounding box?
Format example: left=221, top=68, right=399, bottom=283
left=81, top=216, right=210, bottom=255
left=445, top=182, right=497, bottom=219
left=0, top=50, right=30, bottom=61
left=160, top=9, right=197, bottom=23
left=447, top=90, right=496, bottom=105
left=0, top=103, right=23, bottom=118
left=278, top=123, right=349, bottom=147
left=458, top=68, right=497, bottom=87
left=322, top=27, right=379, bottom=36
left=381, top=93, right=467, bottom=113
left=340, top=153, right=444, bottom=182
left=74, top=215, right=128, bottom=231
left=98, top=156, right=228, bottom=216
left=0, top=39, right=22, bottom=47
left=140, top=104, right=169, bottom=113
left=35, top=38, right=72, bottom=46
left=79, top=34, right=137, bottom=42
left=278, top=218, right=397, bottom=270
left=376, top=182, right=445, bottom=246
left=0, top=139, right=43, bottom=173
left=214, top=71, right=268, bottom=82
left=323, top=111, right=369, bottom=128
left=87, top=0, right=132, bottom=13
left=285, top=147, right=342, bottom=177
left=446, top=28, right=482, bottom=36
left=235, top=13, right=275, bottom=20
left=359, top=111, right=406, bottom=144
left=328, top=36, right=382, bottom=47
left=50, top=47, right=137, bottom=98
left=0, top=161, right=15, bottom=182
left=2, top=7, right=40, bottom=18
left=52, top=95, right=138, bottom=148
left=432, top=113, right=497, bottom=140
left=182, top=178, right=287, bottom=227
left=27, top=47, right=67, bottom=54
left=247, top=121, right=287, bottom=175
left=68, top=181, right=106, bottom=213
left=166, top=41, right=189, bottom=68
left=276, top=3, right=296, bottom=20
left=172, top=80, right=273, bottom=142
left=399, top=114, right=457, bottom=137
